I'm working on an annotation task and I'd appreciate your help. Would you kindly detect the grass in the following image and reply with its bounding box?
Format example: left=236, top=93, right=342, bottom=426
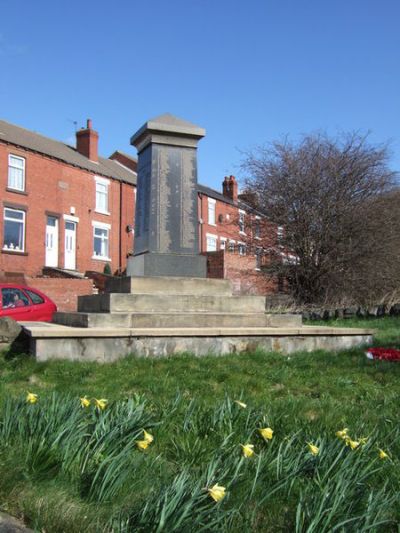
left=0, top=316, right=399, bottom=531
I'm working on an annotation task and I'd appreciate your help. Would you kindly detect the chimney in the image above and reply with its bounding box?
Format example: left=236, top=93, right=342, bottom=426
left=76, top=119, right=99, bottom=162
left=222, top=175, right=238, bottom=202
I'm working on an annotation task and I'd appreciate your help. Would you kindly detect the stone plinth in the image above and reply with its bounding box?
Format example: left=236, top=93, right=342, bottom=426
left=23, top=275, right=374, bottom=362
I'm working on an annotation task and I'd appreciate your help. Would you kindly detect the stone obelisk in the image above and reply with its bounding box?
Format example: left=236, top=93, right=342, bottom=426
left=126, top=113, right=207, bottom=278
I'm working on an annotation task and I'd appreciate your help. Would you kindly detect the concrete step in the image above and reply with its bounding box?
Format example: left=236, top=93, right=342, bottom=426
left=78, top=293, right=266, bottom=314
left=105, top=276, right=233, bottom=295
left=54, top=312, right=131, bottom=328
left=54, top=312, right=302, bottom=329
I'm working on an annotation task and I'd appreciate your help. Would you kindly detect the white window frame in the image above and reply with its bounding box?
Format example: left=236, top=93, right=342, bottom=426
left=8, top=155, right=25, bottom=192
left=239, top=209, right=246, bottom=235
left=238, top=241, right=247, bottom=256
left=220, top=237, right=227, bottom=250
left=3, top=207, right=25, bottom=252
left=254, top=216, right=261, bottom=240
left=92, top=220, right=111, bottom=260
left=206, top=232, right=218, bottom=252
left=255, top=247, right=263, bottom=270
left=95, top=176, right=110, bottom=215
left=228, top=239, right=235, bottom=253
left=207, top=198, right=216, bottom=226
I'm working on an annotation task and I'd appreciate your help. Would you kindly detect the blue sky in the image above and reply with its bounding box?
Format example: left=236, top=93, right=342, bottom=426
left=1, top=0, right=399, bottom=190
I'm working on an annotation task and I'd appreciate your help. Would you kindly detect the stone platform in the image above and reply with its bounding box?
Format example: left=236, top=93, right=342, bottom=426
left=21, top=276, right=373, bottom=362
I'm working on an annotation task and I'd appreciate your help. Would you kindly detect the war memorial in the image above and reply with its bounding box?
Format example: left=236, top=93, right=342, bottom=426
left=22, top=114, right=372, bottom=361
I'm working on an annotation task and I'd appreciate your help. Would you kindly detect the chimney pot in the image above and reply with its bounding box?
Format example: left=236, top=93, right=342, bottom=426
left=87, top=119, right=92, bottom=129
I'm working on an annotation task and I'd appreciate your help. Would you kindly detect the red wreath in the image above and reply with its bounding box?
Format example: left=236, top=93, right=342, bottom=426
left=365, top=348, right=400, bottom=361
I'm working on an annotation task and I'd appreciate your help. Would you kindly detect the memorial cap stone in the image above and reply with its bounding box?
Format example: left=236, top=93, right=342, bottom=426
left=127, top=113, right=207, bottom=278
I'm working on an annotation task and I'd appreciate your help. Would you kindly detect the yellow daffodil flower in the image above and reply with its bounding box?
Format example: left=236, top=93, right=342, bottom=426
left=347, top=439, right=360, bottom=450
left=143, top=429, right=154, bottom=443
left=208, top=484, right=226, bottom=502
left=259, top=427, right=273, bottom=441
left=80, top=396, right=91, bottom=408
left=359, top=437, right=368, bottom=445
left=307, top=443, right=319, bottom=456
left=234, top=400, right=247, bottom=409
left=94, top=398, right=108, bottom=411
left=335, top=428, right=348, bottom=439
left=136, top=439, right=150, bottom=450
left=241, top=444, right=255, bottom=458
left=26, top=392, right=38, bottom=404
left=378, top=448, right=389, bottom=460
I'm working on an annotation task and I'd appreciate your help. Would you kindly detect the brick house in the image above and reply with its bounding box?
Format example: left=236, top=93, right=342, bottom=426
left=0, top=118, right=278, bottom=305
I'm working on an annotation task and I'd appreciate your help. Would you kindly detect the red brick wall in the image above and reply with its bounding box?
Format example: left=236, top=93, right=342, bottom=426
left=198, top=193, right=277, bottom=254
left=224, top=252, right=277, bottom=295
left=205, top=250, right=277, bottom=296
left=0, top=142, right=135, bottom=276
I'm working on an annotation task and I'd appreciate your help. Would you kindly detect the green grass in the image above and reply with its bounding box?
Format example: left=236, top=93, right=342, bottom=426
left=0, top=316, right=400, bottom=532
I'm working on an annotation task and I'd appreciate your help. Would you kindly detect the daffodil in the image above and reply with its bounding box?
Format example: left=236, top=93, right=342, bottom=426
left=335, top=428, right=348, bottom=439
left=359, top=437, right=368, bottom=445
left=307, top=443, right=319, bottom=456
left=259, top=427, right=273, bottom=441
left=347, top=439, right=360, bottom=450
left=80, top=396, right=90, bottom=408
left=143, top=429, right=154, bottom=443
left=234, top=400, right=247, bottom=409
left=136, top=439, right=150, bottom=450
left=26, top=392, right=38, bottom=404
left=94, top=398, right=108, bottom=411
left=208, top=484, right=226, bottom=502
left=378, top=448, right=389, bottom=460
left=241, top=444, right=255, bottom=458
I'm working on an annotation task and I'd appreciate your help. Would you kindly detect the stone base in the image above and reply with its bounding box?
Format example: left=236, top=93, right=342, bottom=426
left=127, top=253, right=207, bottom=278
left=22, top=323, right=373, bottom=362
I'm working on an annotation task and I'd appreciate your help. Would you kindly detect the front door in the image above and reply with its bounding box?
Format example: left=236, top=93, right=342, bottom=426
left=64, top=221, right=76, bottom=270
left=45, top=216, right=58, bottom=267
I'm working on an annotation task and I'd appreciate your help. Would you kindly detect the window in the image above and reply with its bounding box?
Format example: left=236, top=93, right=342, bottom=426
left=206, top=234, right=217, bottom=251
left=93, top=222, right=110, bottom=259
left=2, top=287, right=29, bottom=308
left=228, top=240, right=235, bottom=252
left=95, top=177, right=109, bottom=214
left=255, top=248, right=263, bottom=269
left=254, top=217, right=261, bottom=239
left=3, top=208, right=25, bottom=251
left=8, top=155, right=25, bottom=191
left=238, top=242, right=247, bottom=256
left=239, top=210, right=245, bottom=233
left=277, top=226, right=284, bottom=242
left=220, top=238, right=226, bottom=250
left=25, top=289, right=44, bottom=305
left=208, top=198, right=216, bottom=225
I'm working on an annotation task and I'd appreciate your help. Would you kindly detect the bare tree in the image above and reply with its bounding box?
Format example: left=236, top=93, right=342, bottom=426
left=241, top=132, right=400, bottom=305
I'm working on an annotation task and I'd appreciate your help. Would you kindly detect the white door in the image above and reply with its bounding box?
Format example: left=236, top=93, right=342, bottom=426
left=64, top=221, right=76, bottom=270
left=45, top=216, right=58, bottom=267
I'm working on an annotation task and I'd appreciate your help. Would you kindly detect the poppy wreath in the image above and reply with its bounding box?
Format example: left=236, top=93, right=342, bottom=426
left=365, top=348, right=400, bottom=361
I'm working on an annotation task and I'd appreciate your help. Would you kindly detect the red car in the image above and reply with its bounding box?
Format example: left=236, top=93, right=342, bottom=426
left=0, top=284, right=57, bottom=322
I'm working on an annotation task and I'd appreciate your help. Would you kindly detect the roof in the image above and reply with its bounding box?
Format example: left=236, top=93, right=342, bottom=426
left=198, top=183, right=235, bottom=205
left=110, top=150, right=138, bottom=163
left=0, top=119, right=137, bottom=185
